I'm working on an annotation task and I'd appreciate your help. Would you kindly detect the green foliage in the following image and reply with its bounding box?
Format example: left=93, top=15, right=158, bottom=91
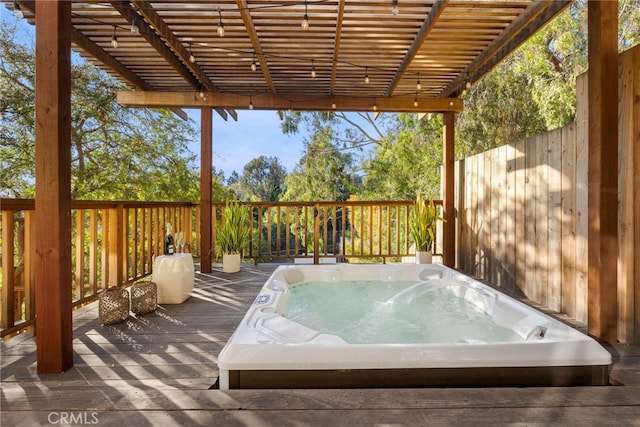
left=238, top=155, right=286, bottom=201
left=361, top=114, right=443, bottom=200
left=215, top=200, right=249, bottom=255
left=281, top=124, right=355, bottom=201
left=409, top=195, right=445, bottom=252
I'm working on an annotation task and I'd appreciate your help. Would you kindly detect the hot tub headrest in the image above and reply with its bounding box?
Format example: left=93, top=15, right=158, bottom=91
left=284, top=268, right=305, bottom=285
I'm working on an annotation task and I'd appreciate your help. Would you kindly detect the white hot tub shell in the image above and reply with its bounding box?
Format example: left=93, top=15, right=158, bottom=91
left=217, top=264, right=611, bottom=389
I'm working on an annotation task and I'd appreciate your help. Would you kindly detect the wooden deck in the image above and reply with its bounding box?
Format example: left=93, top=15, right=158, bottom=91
left=2, top=264, right=639, bottom=426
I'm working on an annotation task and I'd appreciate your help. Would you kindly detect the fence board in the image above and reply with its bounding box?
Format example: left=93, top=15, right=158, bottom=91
left=561, top=124, right=577, bottom=319
left=618, top=46, right=640, bottom=344
left=547, top=129, right=563, bottom=312
left=503, top=144, right=516, bottom=292
left=514, top=140, right=526, bottom=295
left=575, top=73, right=589, bottom=324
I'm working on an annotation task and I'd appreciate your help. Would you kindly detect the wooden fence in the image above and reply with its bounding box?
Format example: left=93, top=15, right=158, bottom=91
left=454, top=45, right=640, bottom=344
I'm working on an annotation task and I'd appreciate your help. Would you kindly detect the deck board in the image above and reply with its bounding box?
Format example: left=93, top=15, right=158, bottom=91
left=2, top=263, right=639, bottom=425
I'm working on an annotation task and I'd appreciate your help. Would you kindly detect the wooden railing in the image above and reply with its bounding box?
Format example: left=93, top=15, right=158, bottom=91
left=238, top=200, right=443, bottom=264
left=1, top=198, right=442, bottom=337
left=0, top=199, right=195, bottom=337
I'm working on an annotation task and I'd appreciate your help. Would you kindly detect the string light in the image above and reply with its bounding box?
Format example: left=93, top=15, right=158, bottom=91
left=188, top=43, right=195, bottom=63
left=301, top=1, right=309, bottom=30
left=391, top=0, right=399, bottom=15
left=251, top=52, right=257, bottom=71
left=249, top=96, right=254, bottom=110
left=332, top=101, right=336, bottom=109
left=414, top=93, right=418, bottom=107
left=217, top=7, right=225, bottom=37
left=13, top=2, right=23, bottom=18
left=416, top=73, right=421, bottom=90
left=199, top=85, right=205, bottom=99
left=130, top=15, right=140, bottom=34
left=311, top=59, right=316, bottom=78
left=466, top=80, right=472, bottom=89
left=111, top=25, right=119, bottom=48
left=364, top=67, right=370, bottom=84
left=372, top=99, right=377, bottom=112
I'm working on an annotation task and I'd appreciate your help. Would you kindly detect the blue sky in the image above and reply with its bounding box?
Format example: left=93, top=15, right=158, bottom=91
left=185, top=109, right=302, bottom=178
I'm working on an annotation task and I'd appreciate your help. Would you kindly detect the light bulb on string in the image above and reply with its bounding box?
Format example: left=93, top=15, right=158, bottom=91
left=188, top=43, right=195, bottom=63
left=301, top=1, right=309, bottom=30
left=414, top=93, right=418, bottom=107
left=416, top=73, right=421, bottom=90
left=364, top=67, right=370, bottom=84
left=13, top=2, right=23, bottom=18
left=111, top=26, right=119, bottom=48
left=251, top=52, right=257, bottom=71
left=130, top=16, right=140, bottom=34
left=217, top=7, right=225, bottom=37
left=391, top=0, right=399, bottom=15
left=249, top=96, right=254, bottom=110
left=311, top=59, right=316, bottom=78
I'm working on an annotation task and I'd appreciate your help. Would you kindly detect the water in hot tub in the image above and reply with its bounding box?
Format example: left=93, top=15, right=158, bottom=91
left=284, top=279, right=522, bottom=344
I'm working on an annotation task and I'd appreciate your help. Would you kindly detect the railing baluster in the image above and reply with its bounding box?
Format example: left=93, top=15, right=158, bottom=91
left=1, top=210, right=16, bottom=329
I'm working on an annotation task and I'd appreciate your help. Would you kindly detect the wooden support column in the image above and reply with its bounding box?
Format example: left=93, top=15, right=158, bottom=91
left=587, top=0, right=618, bottom=343
left=200, top=107, right=213, bottom=273
left=442, top=111, right=456, bottom=267
left=34, top=0, right=73, bottom=373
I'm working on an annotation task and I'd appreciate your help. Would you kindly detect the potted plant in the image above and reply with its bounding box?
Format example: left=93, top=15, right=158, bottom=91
left=409, top=195, right=445, bottom=264
left=215, top=200, right=250, bottom=273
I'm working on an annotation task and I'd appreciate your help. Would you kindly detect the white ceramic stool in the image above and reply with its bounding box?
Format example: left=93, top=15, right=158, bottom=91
left=152, top=253, right=194, bottom=304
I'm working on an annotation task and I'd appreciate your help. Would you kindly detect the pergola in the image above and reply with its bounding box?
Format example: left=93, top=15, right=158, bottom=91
left=11, top=1, right=619, bottom=374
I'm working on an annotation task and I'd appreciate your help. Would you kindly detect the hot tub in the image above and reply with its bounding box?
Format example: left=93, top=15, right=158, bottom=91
left=217, top=264, right=611, bottom=389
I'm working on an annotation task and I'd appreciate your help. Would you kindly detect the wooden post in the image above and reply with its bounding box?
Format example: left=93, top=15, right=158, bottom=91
left=200, top=107, right=213, bottom=273
left=587, top=0, right=618, bottom=344
left=442, top=111, right=456, bottom=267
left=34, top=0, right=73, bottom=373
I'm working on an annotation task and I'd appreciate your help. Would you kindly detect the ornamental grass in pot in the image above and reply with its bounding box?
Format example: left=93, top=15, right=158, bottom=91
left=409, top=195, right=445, bottom=264
left=215, top=200, right=250, bottom=273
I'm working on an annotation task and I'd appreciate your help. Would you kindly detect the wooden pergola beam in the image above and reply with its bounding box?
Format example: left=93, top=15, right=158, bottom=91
left=384, top=0, right=448, bottom=97
left=329, top=0, right=346, bottom=95
left=34, top=0, right=73, bottom=374
left=117, top=91, right=463, bottom=113
left=236, top=0, right=276, bottom=94
left=587, top=0, right=618, bottom=344
left=440, top=0, right=571, bottom=97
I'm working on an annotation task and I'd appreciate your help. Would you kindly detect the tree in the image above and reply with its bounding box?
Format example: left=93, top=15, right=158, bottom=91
left=238, top=156, right=287, bottom=201
left=361, top=114, right=444, bottom=200
left=281, top=124, right=355, bottom=202
left=1, top=22, right=203, bottom=201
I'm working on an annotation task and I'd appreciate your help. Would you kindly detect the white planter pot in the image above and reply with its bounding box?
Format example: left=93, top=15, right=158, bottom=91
left=222, top=253, right=241, bottom=273
left=415, top=251, right=432, bottom=264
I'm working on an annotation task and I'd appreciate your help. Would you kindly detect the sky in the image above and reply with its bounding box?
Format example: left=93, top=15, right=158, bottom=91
left=185, top=109, right=303, bottom=178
